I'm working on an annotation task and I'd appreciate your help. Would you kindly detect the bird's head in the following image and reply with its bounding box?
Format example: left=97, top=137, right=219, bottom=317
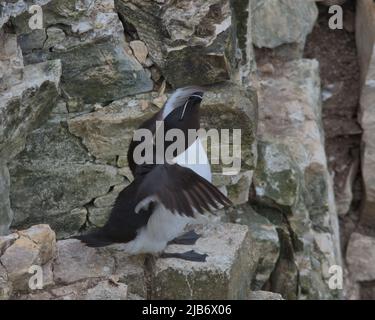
left=161, top=86, right=204, bottom=121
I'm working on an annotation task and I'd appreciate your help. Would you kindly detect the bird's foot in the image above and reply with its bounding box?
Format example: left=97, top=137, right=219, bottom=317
left=168, top=230, right=201, bottom=245
left=160, top=250, right=208, bottom=262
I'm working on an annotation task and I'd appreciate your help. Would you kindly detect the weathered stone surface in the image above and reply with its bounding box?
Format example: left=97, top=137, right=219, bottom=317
left=0, top=59, right=61, bottom=161
left=226, top=204, right=280, bottom=290
left=116, top=0, right=254, bottom=87
left=53, top=240, right=113, bottom=284
left=258, top=60, right=340, bottom=253
left=18, top=224, right=56, bottom=264
left=87, top=206, right=111, bottom=228
left=0, top=224, right=56, bottom=292
left=12, top=121, right=92, bottom=165
left=0, top=233, right=18, bottom=256
left=336, top=158, right=359, bottom=216
left=248, top=290, right=284, bottom=300
left=12, top=0, right=153, bottom=103
left=17, top=278, right=128, bottom=300
left=0, top=32, right=23, bottom=92
left=151, top=223, right=254, bottom=299
left=0, top=165, right=12, bottom=235
left=93, top=183, right=127, bottom=208
left=85, top=280, right=128, bottom=300
left=87, top=183, right=128, bottom=227
left=8, top=118, right=125, bottom=237
left=346, top=232, right=375, bottom=282
left=255, top=59, right=342, bottom=299
left=213, top=171, right=253, bottom=206
left=49, top=208, right=88, bottom=240
left=2, top=224, right=142, bottom=300
left=200, top=82, right=258, bottom=174
left=110, top=250, right=147, bottom=298
left=252, top=0, right=318, bottom=49
left=0, top=60, right=61, bottom=235
left=68, top=93, right=160, bottom=163
left=10, top=161, right=123, bottom=234
left=129, top=40, right=149, bottom=65
left=253, top=142, right=300, bottom=209
left=0, top=0, right=52, bottom=29
left=231, top=0, right=257, bottom=84
left=115, top=0, right=230, bottom=87
left=53, top=239, right=146, bottom=297
left=343, top=267, right=360, bottom=300
left=0, top=264, right=11, bottom=300
left=356, top=0, right=375, bottom=226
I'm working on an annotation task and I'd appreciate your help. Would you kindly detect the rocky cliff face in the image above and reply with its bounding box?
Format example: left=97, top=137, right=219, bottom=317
left=0, top=0, right=350, bottom=299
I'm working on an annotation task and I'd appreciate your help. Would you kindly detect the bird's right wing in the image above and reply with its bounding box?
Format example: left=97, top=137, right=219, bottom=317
left=134, top=164, right=232, bottom=217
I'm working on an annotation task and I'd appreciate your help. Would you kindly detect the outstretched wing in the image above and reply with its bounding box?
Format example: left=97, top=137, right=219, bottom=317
left=134, top=164, right=232, bottom=217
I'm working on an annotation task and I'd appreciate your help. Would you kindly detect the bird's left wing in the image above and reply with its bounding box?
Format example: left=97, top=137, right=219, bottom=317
left=134, top=164, right=232, bottom=217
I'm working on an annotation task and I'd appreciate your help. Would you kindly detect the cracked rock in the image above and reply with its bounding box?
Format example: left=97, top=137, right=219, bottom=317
left=151, top=223, right=254, bottom=299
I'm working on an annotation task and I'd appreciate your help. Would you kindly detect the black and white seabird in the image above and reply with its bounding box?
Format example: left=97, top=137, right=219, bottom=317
left=74, top=87, right=232, bottom=261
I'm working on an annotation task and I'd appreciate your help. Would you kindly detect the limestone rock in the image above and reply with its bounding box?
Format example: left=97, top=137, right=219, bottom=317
left=256, top=59, right=342, bottom=299
left=248, top=291, right=284, bottom=300
left=0, top=59, right=61, bottom=162
left=85, top=280, right=128, bottom=300
left=213, top=171, right=253, bottom=206
left=0, top=166, right=12, bottom=236
left=226, top=204, right=280, bottom=290
left=18, top=225, right=56, bottom=264
left=0, top=60, right=61, bottom=235
left=252, top=0, right=318, bottom=49
left=8, top=118, right=124, bottom=237
left=0, top=264, right=11, bottom=300
left=17, top=278, right=129, bottom=300
left=10, top=161, right=123, bottom=235
left=93, top=183, right=128, bottom=208
left=253, top=142, right=300, bottom=209
left=0, top=233, right=18, bottom=256
left=87, top=206, right=112, bottom=228
left=356, top=0, right=375, bottom=226
left=258, top=60, right=340, bottom=252
left=129, top=40, right=149, bottom=65
left=346, top=232, right=375, bottom=282
left=53, top=239, right=146, bottom=297
left=0, top=225, right=56, bottom=292
left=0, top=0, right=52, bottom=29
left=116, top=0, right=254, bottom=87
left=0, top=32, right=24, bottom=92
left=200, top=82, right=258, bottom=175
left=67, top=93, right=160, bottom=162
left=53, top=240, right=114, bottom=285
left=12, top=0, right=153, bottom=103
left=151, top=223, right=254, bottom=299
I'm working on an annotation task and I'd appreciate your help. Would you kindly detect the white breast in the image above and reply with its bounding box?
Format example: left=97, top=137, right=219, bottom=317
left=120, top=205, right=192, bottom=254
left=173, top=138, right=212, bottom=182
left=119, top=139, right=212, bottom=255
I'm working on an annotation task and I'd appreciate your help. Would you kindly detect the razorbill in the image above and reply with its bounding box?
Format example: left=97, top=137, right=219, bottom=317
left=74, top=87, right=232, bottom=261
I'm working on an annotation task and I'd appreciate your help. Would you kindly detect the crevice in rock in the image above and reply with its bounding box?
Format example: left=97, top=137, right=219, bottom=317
left=304, top=0, right=362, bottom=273
left=117, top=12, right=139, bottom=42
left=81, top=199, right=96, bottom=232
left=0, top=257, right=9, bottom=276
left=143, top=254, right=155, bottom=300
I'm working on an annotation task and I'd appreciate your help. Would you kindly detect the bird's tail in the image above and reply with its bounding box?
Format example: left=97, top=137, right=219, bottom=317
left=72, top=229, right=114, bottom=248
